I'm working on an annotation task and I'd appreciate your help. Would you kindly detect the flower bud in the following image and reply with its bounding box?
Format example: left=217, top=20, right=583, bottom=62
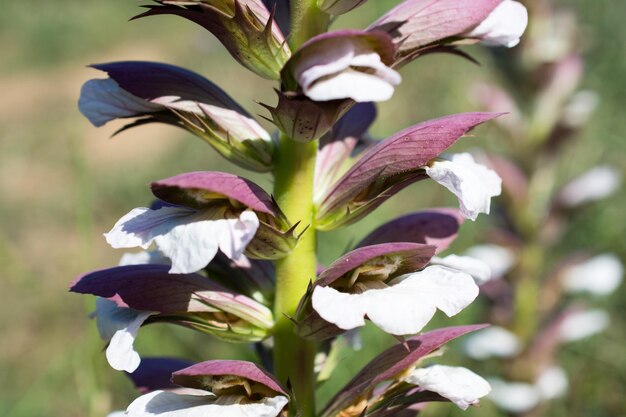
left=135, top=1, right=291, bottom=80
left=261, top=90, right=351, bottom=142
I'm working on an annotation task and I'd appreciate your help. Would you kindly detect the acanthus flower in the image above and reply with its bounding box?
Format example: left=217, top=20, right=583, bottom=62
left=124, top=360, right=289, bottom=417
left=296, top=243, right=479, bottom=337
left=71, top=265, right=275, bottom=372
left=134, top=0, right=291, bottom=80
left=282, top=30, right=401, bottom=103
left=79, top=61, right=273, bottom=172
left=105, top=171, right=297, bottom=274
left=369, top=0, right=528, bottom=67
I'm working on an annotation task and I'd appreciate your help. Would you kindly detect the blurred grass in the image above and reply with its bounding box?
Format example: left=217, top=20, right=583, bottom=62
left=0, top=0, right=624, bottom=416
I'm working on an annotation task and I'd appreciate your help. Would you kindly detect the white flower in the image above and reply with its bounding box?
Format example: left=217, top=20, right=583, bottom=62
left=430, top=254, right=492, bottom=285
left=465, top=244, right=516, bottom=280
left=487, top=379, right=541, bottom=413
left=105, top=206, right=259, bottom=274
left=311, top=265, right=479, bottom=335
left=466, top=0, right=529, bottom=48
left=94, top=298, right=155, bottom=373
left=406, top=365, right=491, bottom=410
left=425, top=153, right=502, bottom=221
left=562, top=254, right=623, bottom=296
left=559, top=309, right=610, bottom=342
left=126, top=390, right=288, bottom=417
left=294, top=37, right=401, bottom=102
left=463, top=326, right=521, bottom=360
left=559, top=166, right=622, bottom=207
left=535, top=366, right=568, bottom=400
left=487, top=367, right=568, bottom=412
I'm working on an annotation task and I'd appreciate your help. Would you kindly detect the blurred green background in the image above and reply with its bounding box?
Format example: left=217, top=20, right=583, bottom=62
left=0, top=1, right=624, bottom=416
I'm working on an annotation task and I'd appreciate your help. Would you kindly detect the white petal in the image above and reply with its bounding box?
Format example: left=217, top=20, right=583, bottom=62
left=487, top=379, right=541, bottom=413
left=215, top=211, right=260, bottom=261
left=467, top=0, right=529, bottom=48
left=304, top=68, right=398, bottom=103
left=105, top=207, right=259, bottom=274
left=406, top=365, right=491, bottom=410
left=106, top=412, right=127, bottom=417
left=296, top=40, right=356, bottom=90
left=562, top=254, right=623, bottom=296
left=558, top=309, right=610, bottom=342
left=465, top=244, right=516, bottom=279
left=79, top=78, right=162, bottom=127
left=463, top=326, right=521, bottom=360
left=95, top=298, right=154, bottom=373
left=296, top=37, right=400, bottom=103
left=536, top=366, right=568, bottom=400
left=126, top=390, right=288, bottom=417
left=559, top=166, right=622, bottom=207
left=312, top=266, right=478, bottom=335
left=119, top=250, right=170, bottom=266
left=430, top=255, right=492, bottom=284
left=425, top=153, right=502, bottom=221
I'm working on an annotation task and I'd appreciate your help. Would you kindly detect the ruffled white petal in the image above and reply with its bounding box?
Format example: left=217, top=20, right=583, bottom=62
left=430, top=255, right=492, bottom=284
left=95, top=298, right=154, bottom=373
left=463, top=326, right=521, bottom=360
left=106, top=412, right=127, bottom=417
left=465, top=244, right=516, bottom=279
left=406, top=365, right=491, bottom=410
left=296, top=38, right=400, bottom=102
left=467, top=0, right=529, bottom=48
left=562, top=254, right=623, bottom=296
left=312, top=266, right=478, bottom=335
left=104, top=207, right=259, bottom=274
left=79, top=78, right=162, bottom=127
left=487, top=379, right=541, bottom=413
left=126, top=390, right=288, bottom=417
left=559, top=309, right=610, bottom=342
left=425, top=153, right=502, bottom=221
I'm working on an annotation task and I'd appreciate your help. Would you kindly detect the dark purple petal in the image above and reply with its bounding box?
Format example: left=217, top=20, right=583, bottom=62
left=357, top=209, right=464, bottom=254
left=320, top=102, right=377, bottom=148
left=316, top=243, right=436, bottom=287
left=92, top=61, right=246, bottom=113
left=127, top=357, right=196, bottom=393
left=151, top=171, right=277, bottom=215
left=321, top=325, right=488, bottom=417
left=173, top=360, right=288, bottom=396
left=262, top=0, right=290, bottom=35
left=71, top=265, right=232, bottom=314
left=317, top=113, right=502, bottom=229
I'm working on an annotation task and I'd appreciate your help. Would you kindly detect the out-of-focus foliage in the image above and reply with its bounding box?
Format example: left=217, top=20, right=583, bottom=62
left=0, top=1, right=623, bottom=416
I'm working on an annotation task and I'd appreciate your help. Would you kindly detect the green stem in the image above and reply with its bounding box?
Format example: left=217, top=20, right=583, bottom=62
left=289, top=0, right=330, bottom=50
left=273, top=137, right=318, bottom=417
